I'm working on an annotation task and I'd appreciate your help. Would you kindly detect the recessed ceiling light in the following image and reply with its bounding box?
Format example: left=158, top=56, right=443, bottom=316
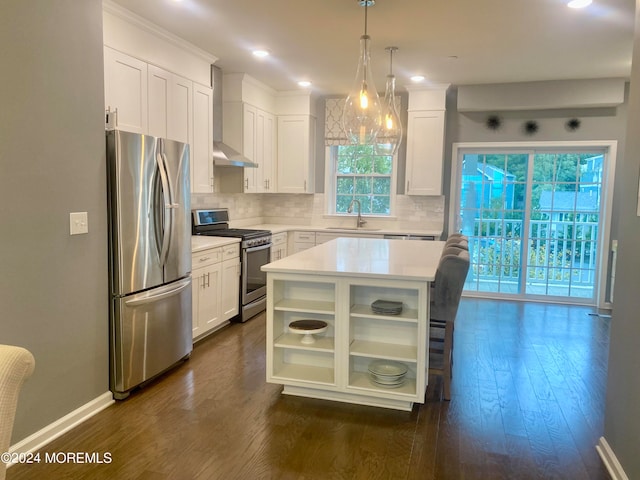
left=252, top=49, right=270, bottom=58
left=297, top=81, right=312, bottom=88
left=410, top=75, right=425, bottom=83
left=567, top=0, right=592, bottom=8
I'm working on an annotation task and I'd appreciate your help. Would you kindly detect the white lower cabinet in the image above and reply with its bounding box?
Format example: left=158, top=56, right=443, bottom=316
left=291, top=231, right=316, bottom=254
left=192, top=243, right=240, bottom=340
left=271, top=232, right=288, bottom=261
left=266, top=273, right=428, bottom=411
left=220, top=245, right=241, bottom=320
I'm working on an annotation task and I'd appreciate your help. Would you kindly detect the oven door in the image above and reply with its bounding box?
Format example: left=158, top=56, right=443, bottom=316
left=242, top=242, right=271, bottom=305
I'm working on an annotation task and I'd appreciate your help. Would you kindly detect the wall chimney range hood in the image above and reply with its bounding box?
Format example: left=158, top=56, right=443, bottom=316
left=211, top=65, right=257, bottom=168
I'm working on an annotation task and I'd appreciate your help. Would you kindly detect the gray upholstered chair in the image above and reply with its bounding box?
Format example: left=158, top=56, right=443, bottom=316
left=428, top=249, right=469, bottom=401
left=0, top=345, right=35, bottom=480
left=445, top=234, right=468, bottom=251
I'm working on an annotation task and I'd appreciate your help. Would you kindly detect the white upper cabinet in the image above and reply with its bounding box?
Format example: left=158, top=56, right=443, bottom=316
left=104, top=47, right=213, bottom=195
left=147, top=64, right=170, bottom=138
left=242, top=103, right=259, bottom=192
left=277, top=115, right=315, bottom=194
left=275, top=91, right=317, bottom=194
left=260, top=109, right=277, bottom=192
left=104, top=46, right=148, bottom=134
left=169, top=74, right=193, bottom=145
left=192, top=83, right=214, bottom=193
left=222, top=74, right=278, bottom=193
left=405, top=84, right=449, bottom=196
left=405, top=110, right=445, bottom=195
left=147, top=65, right=192, bottom=145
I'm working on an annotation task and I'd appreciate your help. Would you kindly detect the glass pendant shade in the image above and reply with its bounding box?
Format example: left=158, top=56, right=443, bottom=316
left=375, top=73, right=402, bottom=156
left=342, top=34, right=382, bottom=145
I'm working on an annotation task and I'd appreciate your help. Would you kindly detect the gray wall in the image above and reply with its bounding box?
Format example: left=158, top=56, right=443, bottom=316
left=603, top=1, right=640, bottom=477
left=442, top=86, right=629, bottom=298
left=0, top=0, right=109, bottom=442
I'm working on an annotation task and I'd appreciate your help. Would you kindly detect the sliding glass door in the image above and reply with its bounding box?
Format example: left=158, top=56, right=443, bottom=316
left=452, top=143, right=615, bottom=306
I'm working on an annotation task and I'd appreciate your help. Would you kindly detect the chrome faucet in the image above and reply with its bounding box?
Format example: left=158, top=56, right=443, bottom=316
left=347, top=199, right=367, bottom=228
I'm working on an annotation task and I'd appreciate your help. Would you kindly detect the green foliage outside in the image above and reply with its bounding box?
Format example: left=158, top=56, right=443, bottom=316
left=478, top=152, right=597, bottom=214
left=473, top=238, right=574, bottom=281
left=335, top=145, right=392, bottom=214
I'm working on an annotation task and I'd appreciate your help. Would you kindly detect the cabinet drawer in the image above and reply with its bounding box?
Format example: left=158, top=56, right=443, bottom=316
left=222, top=243, right=240, bottom=259
left=192, top=248, right=221, bottom=267
left=293, top=231, right=315, bottom=243
left=272, top=232, right=287, bottom=246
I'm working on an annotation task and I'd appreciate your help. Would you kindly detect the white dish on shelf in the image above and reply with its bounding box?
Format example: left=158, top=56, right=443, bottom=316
left=368, top=360, right=408, bottom=377
left=370, top=374, right=405, bottom=384
left=370, top=376, right=406, bottom=388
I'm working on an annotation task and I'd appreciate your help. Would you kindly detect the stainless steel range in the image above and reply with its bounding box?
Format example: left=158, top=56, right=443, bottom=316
left=192, top=209, right=271, bottom=322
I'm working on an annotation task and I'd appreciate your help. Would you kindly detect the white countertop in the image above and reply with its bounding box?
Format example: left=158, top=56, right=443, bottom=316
left=191, top=235, right=240, bottom=253
left=262, top=238, right=445, bottom=281
left=235, top=223, right=442, bottom=238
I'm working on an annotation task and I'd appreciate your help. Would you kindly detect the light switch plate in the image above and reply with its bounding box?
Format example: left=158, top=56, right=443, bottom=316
left=70, top=212, right=89, bottom=235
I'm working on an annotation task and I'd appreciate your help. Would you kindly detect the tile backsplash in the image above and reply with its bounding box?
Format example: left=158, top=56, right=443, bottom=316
left=191, top=192, right=444, bottom=231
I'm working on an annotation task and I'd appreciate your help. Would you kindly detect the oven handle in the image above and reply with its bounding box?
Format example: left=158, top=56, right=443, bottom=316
left=244, top=242, right=272, bottom=254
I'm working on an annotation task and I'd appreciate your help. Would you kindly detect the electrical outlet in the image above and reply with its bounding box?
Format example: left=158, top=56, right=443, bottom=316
left=70, top=212, right=89, bottom=235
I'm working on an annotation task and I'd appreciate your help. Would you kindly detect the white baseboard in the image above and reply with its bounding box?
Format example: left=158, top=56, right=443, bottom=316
left=596, top=436, right=630, bottom=480
left=7, top=391, right=114, bottom=467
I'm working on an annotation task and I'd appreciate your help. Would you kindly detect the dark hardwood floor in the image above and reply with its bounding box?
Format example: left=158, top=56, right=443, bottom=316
left=8, top=298, right=611, bottom=480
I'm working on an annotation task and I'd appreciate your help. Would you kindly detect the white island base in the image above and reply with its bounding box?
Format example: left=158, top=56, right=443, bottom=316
left=263, top=238, right=444, bottom=411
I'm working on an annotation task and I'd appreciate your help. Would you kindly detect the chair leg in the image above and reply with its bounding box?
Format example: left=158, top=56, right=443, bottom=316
left=442, top=321, right=454, bottom=401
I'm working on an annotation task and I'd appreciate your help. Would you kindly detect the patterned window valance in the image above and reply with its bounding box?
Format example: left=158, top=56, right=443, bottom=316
left=324, top=98, right=348, bottom=146
left=324, top=96, right=403, bottom=147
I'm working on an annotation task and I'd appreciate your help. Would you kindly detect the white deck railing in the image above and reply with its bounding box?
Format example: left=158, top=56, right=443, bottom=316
left=466, top=218, right=598, bottom=286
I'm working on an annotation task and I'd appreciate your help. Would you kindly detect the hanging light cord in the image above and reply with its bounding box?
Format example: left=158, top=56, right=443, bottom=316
left=364, top=1, right=368, bottom=36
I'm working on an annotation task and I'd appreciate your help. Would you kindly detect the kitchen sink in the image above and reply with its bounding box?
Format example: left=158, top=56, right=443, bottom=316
left=324, top=227, right=381, bottom=231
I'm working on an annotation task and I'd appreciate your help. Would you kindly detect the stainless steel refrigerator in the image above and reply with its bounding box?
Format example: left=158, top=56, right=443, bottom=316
left=106, top=130, right=192, bottom=400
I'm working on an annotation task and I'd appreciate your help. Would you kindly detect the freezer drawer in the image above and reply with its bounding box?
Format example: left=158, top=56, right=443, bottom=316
left=110, top=277, right=192, bottom=397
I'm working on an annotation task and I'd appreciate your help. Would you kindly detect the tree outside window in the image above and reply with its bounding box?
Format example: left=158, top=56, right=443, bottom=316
left=333, top=145, right=393, bottom=215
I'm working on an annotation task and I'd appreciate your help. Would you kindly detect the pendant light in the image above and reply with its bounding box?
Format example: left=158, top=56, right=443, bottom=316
left=342, top=0, right=382, bottom=145
left=376, top=46, right=402, bottom=156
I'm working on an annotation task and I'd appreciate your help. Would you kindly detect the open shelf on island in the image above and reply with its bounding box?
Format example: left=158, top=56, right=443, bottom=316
left=348, top=371, right=417, bottom=397
left=275, top=332, right=335, bottom=352
left=350, top=304, right=418, bottom=322
left=272, top=363, right=335, bottom=385
left=274, top=298, right=335, bottom=315
left=349, top=339, right=417, bottom=362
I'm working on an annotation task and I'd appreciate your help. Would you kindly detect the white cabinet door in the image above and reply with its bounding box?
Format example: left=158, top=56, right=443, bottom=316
left=147, top=64, right=170, bottom=139
left=192, top=264, right=222, bottom=338
left=243, top=104, right=259, bottom=193
left=405, top=110, right=445, bottom=196
left=277, top=115, right=315, bottom=193
left=104, top=47, right=148, bottom=134
left=169, top=74, right=192, bottom=145
left=221, top=257, right=240, bottom=320
left=192, top=83, right=214, bottom=193
left=192, top=248, right=223, bottom=340
left=200, top=262, right=222, bottom=333
left=270, top=232, right=288, bottom=261
left=261, top=110, right=277, bottom=192
left=191, top=269, right=203, bottom=338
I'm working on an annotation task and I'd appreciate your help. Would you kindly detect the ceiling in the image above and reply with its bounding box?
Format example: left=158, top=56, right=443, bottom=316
left=110, top=0, right=636, bottom=95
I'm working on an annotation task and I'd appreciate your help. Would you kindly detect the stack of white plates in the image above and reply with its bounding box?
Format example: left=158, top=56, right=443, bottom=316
left=368, top=360, right=408, bottom=388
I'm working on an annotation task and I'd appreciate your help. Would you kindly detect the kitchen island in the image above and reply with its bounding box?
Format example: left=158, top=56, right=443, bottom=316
left=262, top=237, right=445, bottom=411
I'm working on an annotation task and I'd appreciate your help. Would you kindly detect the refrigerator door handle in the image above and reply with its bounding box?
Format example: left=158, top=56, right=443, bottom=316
left=124, top=278, right=191, bottom=307
left=156, top=142, right=173, bottom=267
